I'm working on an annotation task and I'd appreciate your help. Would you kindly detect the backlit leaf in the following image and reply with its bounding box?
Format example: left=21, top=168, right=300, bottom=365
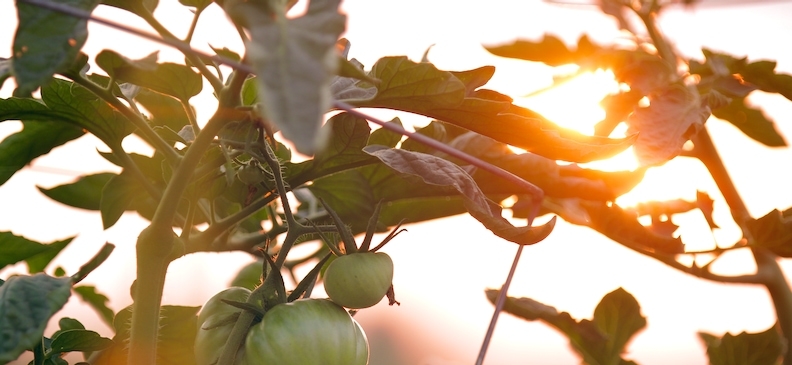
left=0, top=120, right=84, bottom=186
left=583, top=201, right=684, bottom=254
left=12, top=0, right=99, bottom=95
left=135, top=89, right=191, bottom=133
left=235, top=0, right=346, bottom=155
left=712, top=96, right=786, bottom=147
left=740, top=60, right=792, bottom=102
left=0, top=274, right=72, bottom=363
left=699, top=325, right=783, bottom=365
left=365, top=146, right=555, bottom=245
left=0, top=232, right=74, bottom=272
left=50, top=329, right=113, bottom=353
left=96, top=50, right=202, bottom=101
left=745, top=209, right=792, bottom=257
left=100, top=170, right=148, bottom=229
left=627, top=83, right=710, bottom=166
left=591, top=287, right=647, bottom=361
left=485, top=35, right=578, bottom=66
left=73, top=285, right=115, bottom=327
left=38, top=173, right=116, bottom=211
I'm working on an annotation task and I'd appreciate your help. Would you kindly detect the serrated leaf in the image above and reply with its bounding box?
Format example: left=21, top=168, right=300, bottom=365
left=38, top=173, right=116, bottom=211
left=73, top=285, right=114, bottom=326
left=364, top=146, right=555, bottom=245
left=351, top=57, right=633, bottom=162
left=712, top=96, right=786, bottom=147
left=92, top=305, right=199, bottom=365
left=0, top=232, right=74, bottom=272
left=746, top=209, right=792, bottom=257
left=96, top=50, right=202, bottom=101
left=12, top=0, right=99, bottom=95
left=41, top=78, right=134, bottom=148
left=699, top=325, right=783, bottom=365
left=50, top=329, right=113, bottom=353
left=0, top=274, right=72, bottom=363
left=234, top=0, right=346, bottom=155
left=100, top=171, right=148, bottom=229
left=0, top=120, right=84, bottom=186
left=627, top=83, right=710, bottom=166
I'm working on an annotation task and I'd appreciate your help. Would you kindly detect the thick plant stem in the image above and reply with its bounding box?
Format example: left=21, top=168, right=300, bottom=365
left=693, top=128, right=792, bottom=364
left=128, top=254, right=169, bottom=365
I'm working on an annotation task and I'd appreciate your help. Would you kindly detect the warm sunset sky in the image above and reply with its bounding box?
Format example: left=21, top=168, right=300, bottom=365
left=2, top=1, right=792, bottom=364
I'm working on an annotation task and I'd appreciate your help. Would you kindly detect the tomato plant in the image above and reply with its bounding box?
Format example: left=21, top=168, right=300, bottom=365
left=195, top=288, right=252, bottom=365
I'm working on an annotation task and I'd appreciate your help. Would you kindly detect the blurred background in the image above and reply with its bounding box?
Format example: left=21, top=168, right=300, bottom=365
left=2, top=0, right=792, bottom=364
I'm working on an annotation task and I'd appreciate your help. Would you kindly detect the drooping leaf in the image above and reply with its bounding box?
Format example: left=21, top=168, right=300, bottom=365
left=627, top=83, right=711, bottom=166
left=0, top=120, right=84, bottom=186
left=93, top=305, right=199, bottom=365
left=0, top=232, right=74, bottom=272
left=96, top=50, right=202, bottom=101
left=41, top=78, right=134, bottom=147
left=38, top=173, right=116, bottom=211
left=746, top=209, right=792, bottom=257
left=71, top=243, right=115, bottom=284
left=73, top=285, right=115, bottom=327
left=712, top=96, right=786, bottom=147
left=100, top=170, right=148, bottom=229
left=12, top=0, right=99, bottom=95
left=0, top=274, right=72, bottom=363
left=231, top=0, right=346, bottom=155
left=50, top=329, right=113, bottom=353
left=699, top=325, right=783, bottom=365
left=582, top=201, right=685, bottom=254
left=364, top=146, right=555, bottom=245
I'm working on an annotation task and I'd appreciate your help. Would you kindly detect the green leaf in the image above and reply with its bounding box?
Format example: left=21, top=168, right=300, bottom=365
left=96, top=50, right=202, bottom=101
left=0, top=274, right=72, bottom=363
left=38, top=173, right=116, bottom=210
left=746, top=209, right=792, bottom=257
left=712, top=97, right=786, bottom=147
left=230, top=260, right=264, bottom=291
left=627, top=83, right=710, bottom=166
left=233, top=0, right=346, bottom=155
left=286, top=112, right=376, bottom=185
left=71, top=243, right=115, bottom=284
left=699, top=325, right=783, bottom=365
left=50, top=329, right=113, bottom=353
left=100, top=171, right=148, bottom=229
left=590, top=288, right=647, bottom=363
left=12, top=0, right=99, bottom=95
left=401, top=121, right=448, bottom=154
left=366, top=117, right=403, bottom=148
left=241, top=76, right=258, bottom=106
left=73, top=286, right=115, bottom=327
left=0, top=120, right=84, bottom=186
left=93, top=305, right=199, bottom=365
left=364, top=146, right=555, bottom=245
left=41, top=78, right=134, bottom=147
left=0, top=232, right=74, bottom=272
left=0, top=58, right=12, bottom=90
left=178, top=0, right=212, bottom=11
left=101, top=0, right=158, bottom=18
left=135, top=89, right=191, bottom=133
left=309, top=170, right=376, bottom=232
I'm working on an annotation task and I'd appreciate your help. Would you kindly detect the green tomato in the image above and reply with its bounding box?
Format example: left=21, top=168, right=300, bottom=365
left=244, top=299, right=368, bottom=365
left=324, top=252, right=394, bottom=309
left=195, top=287, right=251, bottom=365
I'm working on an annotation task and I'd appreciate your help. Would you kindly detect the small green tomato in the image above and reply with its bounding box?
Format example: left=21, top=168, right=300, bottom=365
left=324, top=252, right=394, bottom=309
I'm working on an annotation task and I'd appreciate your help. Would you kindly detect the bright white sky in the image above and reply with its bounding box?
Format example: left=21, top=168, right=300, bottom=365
left=2, top=1, right=792, bottom=364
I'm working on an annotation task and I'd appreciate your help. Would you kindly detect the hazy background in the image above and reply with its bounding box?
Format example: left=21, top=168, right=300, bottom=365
left=2, top=0, right=792, bottom=364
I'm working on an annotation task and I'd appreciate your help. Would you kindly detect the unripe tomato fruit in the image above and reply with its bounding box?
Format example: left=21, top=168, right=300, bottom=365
left=244, top=299, right=369, bottom=365
left=324, top=252, right=394, bottom=309
left=195, top=287, right=251, bottom=365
